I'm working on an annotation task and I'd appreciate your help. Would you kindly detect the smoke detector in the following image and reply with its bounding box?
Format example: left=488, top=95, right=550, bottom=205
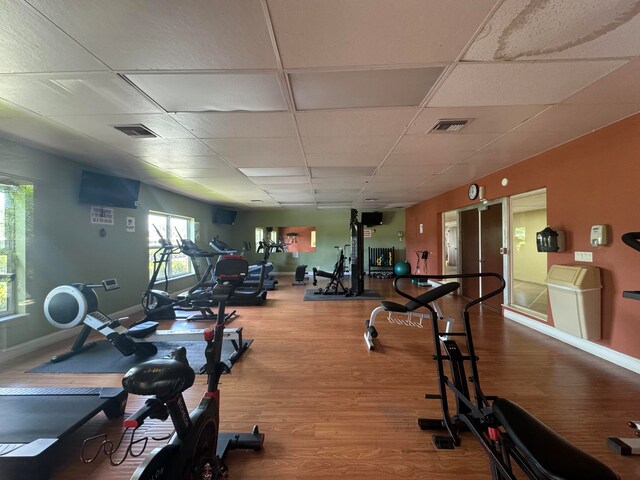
left=428, top=119, right=473, bottom=133
left=112, top=124, right=158, bottom=138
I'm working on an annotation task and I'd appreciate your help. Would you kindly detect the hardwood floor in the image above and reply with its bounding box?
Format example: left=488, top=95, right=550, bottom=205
left=1, top=276, right=639, bottom=479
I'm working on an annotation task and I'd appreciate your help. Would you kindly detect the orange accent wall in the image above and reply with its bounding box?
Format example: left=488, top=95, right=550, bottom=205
left=406, top=113, right=640, bottom=359
left=279, top=226, right=315, bottom=252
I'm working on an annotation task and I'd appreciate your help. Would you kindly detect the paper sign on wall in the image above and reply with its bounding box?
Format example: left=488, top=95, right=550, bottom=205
left=126, top=217, right=135, bottom=232
left=364, top=229, right=372, bottom=238
left=91, top=206, right=114, bottom=225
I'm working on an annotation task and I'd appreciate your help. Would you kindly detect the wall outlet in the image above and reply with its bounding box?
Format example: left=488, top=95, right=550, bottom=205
left=574, top=251, right=593, bottom=262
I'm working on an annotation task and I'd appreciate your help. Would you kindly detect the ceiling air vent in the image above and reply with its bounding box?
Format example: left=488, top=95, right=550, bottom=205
left=112, top=124, right=158, bottom=138
left=428, top=118, right=472, bottom=133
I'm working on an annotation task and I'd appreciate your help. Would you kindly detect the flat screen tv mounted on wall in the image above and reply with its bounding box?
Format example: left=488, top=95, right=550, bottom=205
left=213, top=207, right=238, bottom=225
left=361, top=211, right=383, bottom=227
left=78, top=171, right=140, bottom=209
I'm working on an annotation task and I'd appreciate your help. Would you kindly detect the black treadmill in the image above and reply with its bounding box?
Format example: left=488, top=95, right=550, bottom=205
left=0, top=387, right=127, bottom=479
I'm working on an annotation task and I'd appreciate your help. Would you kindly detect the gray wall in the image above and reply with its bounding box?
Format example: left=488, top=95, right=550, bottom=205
left=230, top=208, right=406, bottom=273
left=0, top=138, right=227, bottom=348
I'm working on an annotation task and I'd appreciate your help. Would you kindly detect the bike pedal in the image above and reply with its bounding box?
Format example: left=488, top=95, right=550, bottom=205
left=432, top=435, right=455, bottom=450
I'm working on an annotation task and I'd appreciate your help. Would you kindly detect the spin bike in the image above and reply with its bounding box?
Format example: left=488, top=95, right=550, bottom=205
left=393, top=273, right=619, bottom=480
left=86, top=255, right=264, bottom=479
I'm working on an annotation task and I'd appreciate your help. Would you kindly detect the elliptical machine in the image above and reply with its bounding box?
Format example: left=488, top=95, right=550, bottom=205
left=84, top=255, right=264, bottom=479
left=141, top=226, right=235, bottom=322
left=391, top=272, right=619, bottom=479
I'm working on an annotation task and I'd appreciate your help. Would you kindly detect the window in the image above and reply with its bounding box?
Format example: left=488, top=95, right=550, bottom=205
left=0, top=182, right=32, bottom=318
left=148, top=212, right=194, bottom=281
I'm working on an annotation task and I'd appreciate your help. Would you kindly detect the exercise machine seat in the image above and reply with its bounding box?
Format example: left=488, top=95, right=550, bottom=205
left=123, top=347, right=195, bottom=400
left=380, top=282, right=460, bottom=313
left=492, top=398, right=620, bottom=480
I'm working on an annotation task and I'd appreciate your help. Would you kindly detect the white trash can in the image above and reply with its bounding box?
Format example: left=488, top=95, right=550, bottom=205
left=546, top=265, right=602, bottom=340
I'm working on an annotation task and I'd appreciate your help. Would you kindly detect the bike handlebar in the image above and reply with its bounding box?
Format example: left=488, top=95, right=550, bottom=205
left=392, top=272, right=506, bottom=314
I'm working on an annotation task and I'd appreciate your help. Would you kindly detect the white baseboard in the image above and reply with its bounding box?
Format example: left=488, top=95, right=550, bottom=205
left=0, top=304, right=144, bottom=366
left=503, top=308, right=640, bottom=375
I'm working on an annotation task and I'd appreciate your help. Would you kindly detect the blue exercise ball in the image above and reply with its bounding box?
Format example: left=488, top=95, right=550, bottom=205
left=393, top=261, right=411, bottom=276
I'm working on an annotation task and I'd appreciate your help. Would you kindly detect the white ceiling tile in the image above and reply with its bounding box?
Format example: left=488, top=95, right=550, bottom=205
left=204, top=137, right=304, bottom=167
left=366, top=175, right=428, bottom=188
left=239, top=167, right=307, bottom=177
left=164, top=166, right=243, bottom=179
left=296, top=108, right=416, bottom=137
left=393, top=133, right=501, bottom=159
left=28, top=0, right=277, bottom=70
left=270, top=192, right=316, bottom=202
left=315, top=192, right=358, bottom=202
left=514, top=103, right=640, bottom=136
left=49, top=114, right=194, bottom=144
left=462, top=130, right=578, bottom=167
left=171, top=112, right=296, bottom=138
left=140, top=155, right=229, bottom=170
left=264, top=184, right=312, bottom=193
left=377, top=164, right=449, bottom=176
left=385, top=153, right=457, bottom=167
left=126, top=73, right=287, bottom=112
left=311, top=176, right=369, bottom=187
left=306, top=154, right=381, bottom=168
left=111, top=138, right=215, bottom=157
left=408, top=105, right=549, bottom=135
left=289, top=68, right=444, bottom=111
left=0, top=1, right=107, bottom=73
left=250, top=176, right=310, bottom=185
left=464, top=0, right=640, bottom=62
left=268, top=0, right=498, bottom=68
left=0, top=73, right=162, bottom=115
left=311, top=167, right=376, bottom=178
left=251, top=175, right=309, bottom=187
left=429, top=61, right=626, bottom=107
left=564, top=57, right=640, bottom=104
left=302, top=135, right=397, bottom=155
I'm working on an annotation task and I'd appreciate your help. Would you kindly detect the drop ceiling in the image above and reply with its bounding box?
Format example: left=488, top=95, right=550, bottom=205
left=1, top=0, right=639, bottom=209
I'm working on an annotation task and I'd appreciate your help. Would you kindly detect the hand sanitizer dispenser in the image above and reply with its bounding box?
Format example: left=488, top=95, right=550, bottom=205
left=590, top=225, right=608, bottom=246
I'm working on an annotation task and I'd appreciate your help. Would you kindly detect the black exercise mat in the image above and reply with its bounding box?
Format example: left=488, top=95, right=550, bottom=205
left=28, top=339, right=252, bottom=374
left=303, top=289, right=382, bottom=301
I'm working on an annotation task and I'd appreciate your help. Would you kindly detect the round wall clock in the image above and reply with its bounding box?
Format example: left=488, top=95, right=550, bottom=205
left=468, top=183, right=479, bottom=200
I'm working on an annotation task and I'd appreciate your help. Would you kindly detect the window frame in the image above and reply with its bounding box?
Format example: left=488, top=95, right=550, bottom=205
left=148, top=211, right=195, bottom=283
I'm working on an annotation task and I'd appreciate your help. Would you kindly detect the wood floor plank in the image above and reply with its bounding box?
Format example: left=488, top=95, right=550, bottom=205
left=1, top=276, right=638, bottom=479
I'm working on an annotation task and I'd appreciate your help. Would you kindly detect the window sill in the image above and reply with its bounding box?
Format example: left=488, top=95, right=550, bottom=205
left=0, top=313, right=28, bottom=325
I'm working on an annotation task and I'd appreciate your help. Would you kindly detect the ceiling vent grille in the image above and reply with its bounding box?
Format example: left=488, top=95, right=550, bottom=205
left=113, top=124, right=158, bottom=138
left=428, top=118, right=472, bottom=133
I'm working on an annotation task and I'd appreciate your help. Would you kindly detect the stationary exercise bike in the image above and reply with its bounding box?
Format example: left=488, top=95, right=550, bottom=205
left=85, top=255, right=264, bottom=479
left=391, top=272, right=619, bottom=480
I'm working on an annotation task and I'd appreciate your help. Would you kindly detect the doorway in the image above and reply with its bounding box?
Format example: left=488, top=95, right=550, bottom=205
left=458, top=200, right=506, bottom=311
left=510, top=189, right=548, bottom=317
left=443, top=210, right=458, bottom=276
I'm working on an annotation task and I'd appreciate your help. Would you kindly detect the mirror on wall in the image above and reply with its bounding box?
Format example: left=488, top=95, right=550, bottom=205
left=254, top=226, right=316, bottom=254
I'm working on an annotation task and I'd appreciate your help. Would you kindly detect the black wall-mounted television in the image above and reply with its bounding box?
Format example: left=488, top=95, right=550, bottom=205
left=362, top=211, right=383, bottom=227
left=78, top=170, right=140, bottom=209
left=213, top=207, right=238, bottom=225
